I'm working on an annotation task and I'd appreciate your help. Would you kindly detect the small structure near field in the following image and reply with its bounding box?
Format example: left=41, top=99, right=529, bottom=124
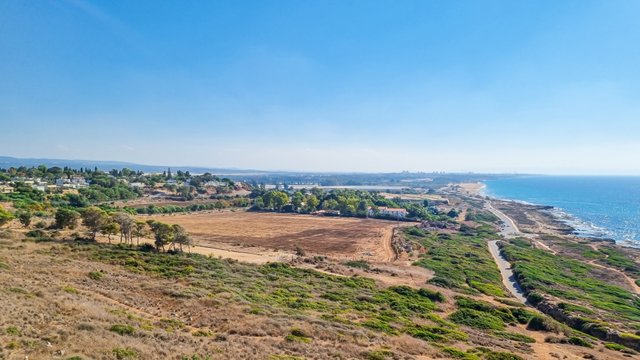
left=368, top=206, right=408, bottom=219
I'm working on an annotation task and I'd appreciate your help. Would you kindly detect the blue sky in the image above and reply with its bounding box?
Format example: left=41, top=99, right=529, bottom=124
left=2, top=0, right=640, bottom=174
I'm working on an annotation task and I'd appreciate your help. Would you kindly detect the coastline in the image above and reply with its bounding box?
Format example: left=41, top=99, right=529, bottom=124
left=478, top=181, right=624, bottom=246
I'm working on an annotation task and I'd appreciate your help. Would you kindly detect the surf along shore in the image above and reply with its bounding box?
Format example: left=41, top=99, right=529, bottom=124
left=455, top=181, right=640, bottom=351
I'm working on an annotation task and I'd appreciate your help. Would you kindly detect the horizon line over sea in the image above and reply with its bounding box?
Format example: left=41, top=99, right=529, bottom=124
left=482, top=175, right=640, bottom=247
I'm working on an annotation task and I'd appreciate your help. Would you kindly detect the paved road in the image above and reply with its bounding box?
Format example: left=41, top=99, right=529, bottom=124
left=485, top=202, right=520, bottom=238
left=488, top=240, right=528, bottom=304
left=483, top=201, right=529, bottom=304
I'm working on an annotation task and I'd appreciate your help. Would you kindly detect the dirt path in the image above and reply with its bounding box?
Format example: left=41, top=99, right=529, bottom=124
left=380, top=227, right=397, bottom=262
left=96, top=235, right=292, bottom=264
left=487, top=240, right=528, bottom=304
left=587, top=259, right=640, bottom=294
left=534, top=240, right=557, bottom=254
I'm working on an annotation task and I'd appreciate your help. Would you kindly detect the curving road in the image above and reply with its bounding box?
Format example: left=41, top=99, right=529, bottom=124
left=484, top=201, right=529, bottom=304
left=487, top=240, right=528, bottom=304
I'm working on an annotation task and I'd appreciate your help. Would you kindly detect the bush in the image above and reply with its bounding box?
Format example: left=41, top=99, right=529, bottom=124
left=567, top=336, right=592, bottom=347
left=449, top=308, right=505, bottom=330
left=509, top=307, right=536, bottom=324
left=527, top=316, right=562, bottom=333
left=493, top=331, right=535, bottom=343
left=344, top=260, right=370, bottom=269
left=484, top=353, right=524, bottom=360
left=88, top=271, right=104, bottom=281
left=285, top=328, right=312, bottom=343
left=112, top=347, right=138, bottom=359
left=526, top=292, right=544, bottom=305
left=428, top=276, right=457, bottom=288
left=5, top=326, right=21, bottom=336
left=418, top=288, right=446, bottom=302
left=109, top=324, right=135, bottom=336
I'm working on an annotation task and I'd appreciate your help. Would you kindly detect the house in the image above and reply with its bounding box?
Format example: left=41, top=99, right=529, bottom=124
left=55, top=177, right=89, bottom=189
left=33, top=185, right=47, bottom=192
left=368, top=206, right=408, bottom=219
left=0, top=185, right=14, bottom=194
left=312, top=209, right=341, bottom=216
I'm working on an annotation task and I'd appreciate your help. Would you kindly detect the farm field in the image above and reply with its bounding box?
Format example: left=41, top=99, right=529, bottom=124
left=144, top=211, right=411, bottom=261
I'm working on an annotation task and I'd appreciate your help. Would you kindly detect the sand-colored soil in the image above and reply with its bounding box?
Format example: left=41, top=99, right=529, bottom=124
left=144, top=212, right=411, bottom=262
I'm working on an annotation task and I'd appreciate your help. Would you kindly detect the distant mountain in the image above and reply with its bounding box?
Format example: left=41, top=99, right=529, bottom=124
left=0, top=156, right=269, bottom=175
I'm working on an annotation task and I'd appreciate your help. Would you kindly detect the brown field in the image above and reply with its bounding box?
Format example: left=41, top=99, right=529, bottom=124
left=145, top=212, right=410, bottom=261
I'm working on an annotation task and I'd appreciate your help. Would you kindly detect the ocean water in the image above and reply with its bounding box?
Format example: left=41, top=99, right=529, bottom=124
left=484, top=176, right=640, bottom=246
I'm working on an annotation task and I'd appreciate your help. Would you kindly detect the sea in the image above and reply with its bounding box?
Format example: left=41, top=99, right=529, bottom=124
left=483, top=176, right=640, bottom=247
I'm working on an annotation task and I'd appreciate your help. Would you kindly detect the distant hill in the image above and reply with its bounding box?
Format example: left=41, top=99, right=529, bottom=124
left=0, top=156, right=268, bottom=175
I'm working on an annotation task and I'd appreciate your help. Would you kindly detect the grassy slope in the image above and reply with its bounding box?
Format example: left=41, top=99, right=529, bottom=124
left=407, top=225, right=507, bottom=297
left=502, top=238, right=640, bottom=344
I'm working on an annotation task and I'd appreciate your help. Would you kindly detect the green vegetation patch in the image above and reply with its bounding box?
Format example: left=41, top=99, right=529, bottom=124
left=75, top=242, right=463, bottom=346
left=109, top=324, right=135, bottom=336
left=407, top=226, right=507, bottom=296
left=502, top=240, right=640, bottom=332
left=285, top=328, right=312, bottom=343
left=344, top=260, right=370, bottom=269
left=449, top=308, right=506, bottom=330
left=112, top=347, right=138, bottom=359
left=493, top=331, right=535, bottom=343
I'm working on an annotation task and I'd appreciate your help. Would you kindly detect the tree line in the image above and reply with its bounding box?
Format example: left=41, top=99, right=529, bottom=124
left=250, top=188, right=449, bottom=221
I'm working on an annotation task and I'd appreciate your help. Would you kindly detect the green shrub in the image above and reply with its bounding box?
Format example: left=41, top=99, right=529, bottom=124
left=88, top=271, right=104, bottom=281
left=493, top=331, right=535, bottom=343
left=63, top=286, right=78, bottom=294
left=109, top=324, right=135, bottom=336
left=509, top=307, right=535, bottom=324
left=366, top=349, right=393, bottom=360
left=112, top=347, right=138, bottom=359
left=567, top=336, right=591, bottom=347
left=344, top=260, right=370, bottom=269
left=527, top=316, right=560, bottom=332
left=418, top=288, right=446, bottom=302
left=192, top=329, right=213, bottom=337
left=484, top=352, right=524, bottom=360
left=285, top=328, right=312, bottom=343
left=449, top=309, right=505, bottom=330
left=5, top=326, right=21, bottom=336
left=441, top=347, right=478, bottom=359
left=604, top=343, right=630, bottom=352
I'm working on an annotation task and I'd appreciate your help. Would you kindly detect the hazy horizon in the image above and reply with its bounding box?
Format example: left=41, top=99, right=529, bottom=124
left=3, top=1, right=640, bottom=175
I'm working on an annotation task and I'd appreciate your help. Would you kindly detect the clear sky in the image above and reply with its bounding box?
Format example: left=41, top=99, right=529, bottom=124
left=2, top=1, right=640, bottom=174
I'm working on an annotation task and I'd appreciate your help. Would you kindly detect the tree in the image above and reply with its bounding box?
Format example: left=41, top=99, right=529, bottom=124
left=253, top=196, right=265, bottom=209
left=132, top=221, right=148, bottom=246
left=16, top=210, right=32, bottom=228
left=292, top=191, right=304, bottom=211
left=112, top=212, right=135, bottom=244
left=81, top=207, right=107, bottom=240
left=100, top=221, right=120, bottom=243
left=54, top=208, right=80, bottom=229
left=171, top=224, right=193, bottom=252
left=0, top=206, right=14, bottom=227
left=147, top=220, right=174, bottom=252
left=305, top=194, right=319, bottom=211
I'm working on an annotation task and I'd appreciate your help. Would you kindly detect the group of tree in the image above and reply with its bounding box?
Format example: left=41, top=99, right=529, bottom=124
left=77, top=207, right=192, bottom=252
left=250, top=188, right=445, bottom=220
left=132, top=198, right=249, bottom=215
left=80, top=207, right=148, bottom=245
left=146, top=220, right=193, bottom=252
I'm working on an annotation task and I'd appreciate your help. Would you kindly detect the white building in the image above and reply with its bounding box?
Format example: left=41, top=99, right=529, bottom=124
left=368, top=206, right=408, bottom=219
left=56, top=177, right=89, bottom=189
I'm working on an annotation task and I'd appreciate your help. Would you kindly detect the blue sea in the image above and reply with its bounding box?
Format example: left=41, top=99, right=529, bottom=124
left=483, top=176, right=640, bottom=246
